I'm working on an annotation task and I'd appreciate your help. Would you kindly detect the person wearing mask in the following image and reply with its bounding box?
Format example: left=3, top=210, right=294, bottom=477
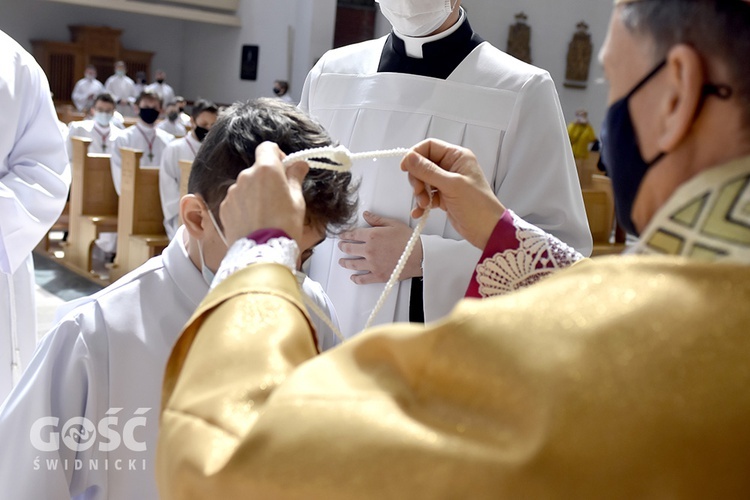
left=159, top=0, right=750, bottom=493
left=66, top=92, right=124, bottom=161
left=0, top=30, right=70, bottom=402
left=160, top=99, right=219, bottom=239
left=109, top=90, right=174, bottom=195
left=147, top=69, right=176, bottom=111
left=300, top=0, right=591, bottom=338
left=0, top=98, right=356, bottom=500
left=105, top=61, right=136, bottom=117
left=157, top=101, right=188, bottom=137
left=71, top=64, right=105, bottom=111
left=272, top=79, right=294, bottom=103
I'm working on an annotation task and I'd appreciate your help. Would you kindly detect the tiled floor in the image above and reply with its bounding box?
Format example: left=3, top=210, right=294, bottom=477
left=33, top=233, right=103, bottom=339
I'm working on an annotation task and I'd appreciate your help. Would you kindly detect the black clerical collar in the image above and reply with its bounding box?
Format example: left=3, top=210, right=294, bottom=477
left=377, top=11, right=484, bottom=80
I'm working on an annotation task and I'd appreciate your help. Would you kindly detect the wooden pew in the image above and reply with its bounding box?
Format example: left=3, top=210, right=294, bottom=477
left=583, top=174, right=626, bottom=256
left=65, top=137, right=119, bottom=275
left=109, top=148, right=169, bottom=281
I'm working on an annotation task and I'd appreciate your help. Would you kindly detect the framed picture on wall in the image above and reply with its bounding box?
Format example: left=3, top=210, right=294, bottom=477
left=240, top=45, right=259, bottom=81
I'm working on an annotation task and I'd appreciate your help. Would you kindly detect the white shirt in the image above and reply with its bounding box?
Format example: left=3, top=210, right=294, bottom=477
left=300, top=26, right=591, bottom=337
left=104, top=74, right=136, bottom=104
left=0, top=227, right=341, bottom=499
left=145, top=81, right=175, bottom=107
left=159, top=133, right=200, bottom=239
left=157, top=118, right=187, bottom=137
left=71, top=77, right=105, bottom=111
left=66, top=119, right=124, bottom=160
left=110, top=122, right=174, bottom=195
left=0, top=30, right=70, bottom=400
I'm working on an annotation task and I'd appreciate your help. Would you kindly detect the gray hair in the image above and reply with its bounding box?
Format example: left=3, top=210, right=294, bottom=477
left=620, top=0, right=750, bottom=123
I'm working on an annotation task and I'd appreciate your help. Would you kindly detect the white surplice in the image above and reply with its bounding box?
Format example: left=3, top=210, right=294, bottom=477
left=110, top=122, right=174, bottom=195
left=159, top=133, right=200, bottom=239
left=104, top=74, right=136, bottom=104
left=71, top=77, right=105, bottom=111
left=300, top=35, right=591, bottom=337
left=0, top=30, right=70, bottom=401
left=0, top=226, right=341, bottom=499
left=66, top=119, right=124, bottom=160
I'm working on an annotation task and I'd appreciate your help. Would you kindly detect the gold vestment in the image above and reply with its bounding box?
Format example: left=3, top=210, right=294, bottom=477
left=158, top=157, right=750, bottom=498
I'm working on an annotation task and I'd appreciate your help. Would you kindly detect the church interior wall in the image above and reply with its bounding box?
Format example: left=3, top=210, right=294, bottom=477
left=1, top=0, right=611, bottom=132
left=0, top=0, right=187, bottom=95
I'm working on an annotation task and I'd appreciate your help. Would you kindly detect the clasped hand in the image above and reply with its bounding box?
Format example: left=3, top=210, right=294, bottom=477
left=337, top=211, right=423, bottom=285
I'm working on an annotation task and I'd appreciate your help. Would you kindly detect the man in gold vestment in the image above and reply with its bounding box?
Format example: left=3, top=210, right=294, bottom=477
left=158, top=0, right=750, bottom=497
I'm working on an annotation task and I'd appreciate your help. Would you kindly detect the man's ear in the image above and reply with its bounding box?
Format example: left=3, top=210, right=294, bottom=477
left=180, top=194, right=206, bottom=240
left=658, top=44, right=705, bottom=153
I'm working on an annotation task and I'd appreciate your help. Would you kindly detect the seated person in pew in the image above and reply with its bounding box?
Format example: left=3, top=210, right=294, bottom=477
left=65, top=93, right=124, bottom=162
left=110, top=90, right=174, bottom=196
left=157, top=101, right=188, bottom=137
left=0, top=98, right=357, bottom=500
left=159, top=99, right=219, bottom=240
left=155, top=0, right=750, bottom=495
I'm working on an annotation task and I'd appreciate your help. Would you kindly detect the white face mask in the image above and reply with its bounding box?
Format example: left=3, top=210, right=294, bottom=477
left=93, top=111, right=112, bottom=127
left=376, top=0, right=455, bottom=37
left=197, top=203, right=229, bottom=287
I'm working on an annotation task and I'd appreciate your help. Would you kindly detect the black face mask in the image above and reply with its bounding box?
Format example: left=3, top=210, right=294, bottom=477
left=168, top=111, right=179, bottom=122
left=194, top=126, right=209, bottom=142
left=273, top=87, right=281, bottom=95
left=139, top=107, right=160, bottom=125
left=601, top=59, right=732, bottom=236
left=156, top=79, right=165, bottom=84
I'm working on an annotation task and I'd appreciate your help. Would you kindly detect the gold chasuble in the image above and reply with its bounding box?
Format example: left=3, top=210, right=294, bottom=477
left=158, top=157, right=750, bottom=498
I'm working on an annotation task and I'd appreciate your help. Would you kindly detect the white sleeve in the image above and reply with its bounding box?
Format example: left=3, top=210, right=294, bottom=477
left=159, top=143, right=181, bottom=239
left=0, top=307, right=104, bottom=498
left=496, top=72, right=592, bottom=256
left=0, top=43, right=70, bottom=274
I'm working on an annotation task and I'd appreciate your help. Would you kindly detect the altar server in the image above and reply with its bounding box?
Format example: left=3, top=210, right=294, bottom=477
left=71, top=64, right=105, bottom=111
left=0, top=30, right=70, bottom=401
left=110, top=90, right=174, bottom=195
left=66, top=93, right=123, bottom=160
left=301, top=0, right=591, bottom=337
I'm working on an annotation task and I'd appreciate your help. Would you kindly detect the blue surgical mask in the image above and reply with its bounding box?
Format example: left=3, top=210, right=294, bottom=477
left=601, top=59, right=731, bottom=236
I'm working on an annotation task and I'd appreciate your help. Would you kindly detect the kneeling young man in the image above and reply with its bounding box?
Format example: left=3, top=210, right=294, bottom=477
left=0, top=98, right=356, bottom=500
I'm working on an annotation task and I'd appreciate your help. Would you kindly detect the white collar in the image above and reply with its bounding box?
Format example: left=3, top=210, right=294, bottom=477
left=393, top=7, right=465, bottom=59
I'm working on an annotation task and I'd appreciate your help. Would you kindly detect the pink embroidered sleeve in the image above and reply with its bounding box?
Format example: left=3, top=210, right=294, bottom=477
left=465, top=210, right=583, bottom=298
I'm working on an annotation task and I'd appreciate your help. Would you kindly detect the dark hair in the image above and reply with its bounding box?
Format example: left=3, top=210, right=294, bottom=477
left=191, top=99, right=219, bottom=120
left=85, top=64, right=96, bottom=71
left=94, top=92, right=116, bottom=106
left=620, top=0, right=750, bottom=123
left=188, top=98, right=357, bottom=234
left=275, top=80, right=289, bottom=92
left=136, top=90, right=162, bottom=108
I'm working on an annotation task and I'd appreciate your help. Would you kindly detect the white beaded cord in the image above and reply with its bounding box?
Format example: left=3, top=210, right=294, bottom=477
left=282, top=145, right=431, bottom=338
